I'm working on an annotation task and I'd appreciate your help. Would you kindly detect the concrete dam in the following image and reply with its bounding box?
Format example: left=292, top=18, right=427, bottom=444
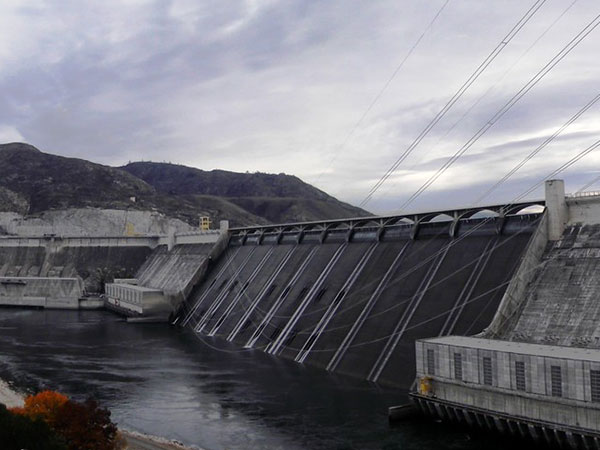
left=175, top=203, right=542, bottom=387
left=409, top=182, right=600, bottom=448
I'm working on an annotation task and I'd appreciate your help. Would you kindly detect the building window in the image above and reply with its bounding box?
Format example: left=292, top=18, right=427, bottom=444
left=515, top=361, right=526, bottom=391
left=482, top=357, right=493, bottom=386
left=550, top=365, right=562, bottom=397
left=454, top=353, right=463, bottom=381
left=426, top=349, right=435, bottom=375
left=590, top=370, right=600, bottom=402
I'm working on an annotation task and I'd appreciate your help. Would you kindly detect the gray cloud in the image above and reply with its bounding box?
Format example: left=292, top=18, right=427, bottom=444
left=0, top=0, right=598, bottom=215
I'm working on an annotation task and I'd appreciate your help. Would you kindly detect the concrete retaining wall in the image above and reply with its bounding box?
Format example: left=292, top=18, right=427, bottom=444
left=0, top=277, right=83, bottom=309
left=483, top=212, right=548, bottom=338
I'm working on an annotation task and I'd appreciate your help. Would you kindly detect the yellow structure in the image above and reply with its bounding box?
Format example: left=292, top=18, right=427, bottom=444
left=125, top=222, right=136, bottom=236
left=419, top=376, right=433, bottom=396
left=200, top=216, right=211, bottom=231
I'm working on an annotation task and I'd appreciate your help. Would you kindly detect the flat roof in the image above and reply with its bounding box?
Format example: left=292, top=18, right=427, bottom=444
left=421, top=336, right=600, bottom=363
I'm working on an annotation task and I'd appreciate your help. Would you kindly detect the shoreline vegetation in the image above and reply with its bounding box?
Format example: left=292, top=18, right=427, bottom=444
left=0, top=378, right=198, bottom=450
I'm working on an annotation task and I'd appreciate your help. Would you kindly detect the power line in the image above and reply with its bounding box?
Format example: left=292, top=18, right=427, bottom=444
left=515, top=137, right=600, bottom=201
left=372, top=0, right=579, bottom=203
left=359, top=0, right=548, bottom=208
left=474, top=92, right=600, bottom=204
left=576, top=172, right=600, bottom=193
left=312, top=0, right=452, bottom=188
left=184, top=129, right=600, bottom=360
left=398, top=12, right=600, bottom=211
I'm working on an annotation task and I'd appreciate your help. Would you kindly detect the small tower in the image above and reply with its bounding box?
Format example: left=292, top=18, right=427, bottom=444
left=199, top=216, right=211, bottom=231
left=545, top=179, right=568, bottom=241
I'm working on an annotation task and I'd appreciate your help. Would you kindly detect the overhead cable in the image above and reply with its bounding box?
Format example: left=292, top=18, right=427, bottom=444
left=514, top=137, right=600, bottom=201
left=576, top=174, right=600, bottom=193
left=398, top=12, right=600, bottom=211
left=359, top=0, right=548, bottom=207
left=474, top=92, right=600, bottom=204
left=312, top=0, right=451, bottom=187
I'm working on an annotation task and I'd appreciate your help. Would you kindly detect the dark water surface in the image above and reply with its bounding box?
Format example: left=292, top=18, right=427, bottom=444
left=0, top=309, right=510, bottom=449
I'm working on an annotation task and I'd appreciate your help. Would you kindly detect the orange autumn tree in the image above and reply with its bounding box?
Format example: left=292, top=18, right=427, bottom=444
left=10, top=391, right=124, bottom=450
left=11, top=390, right=69, bottom=425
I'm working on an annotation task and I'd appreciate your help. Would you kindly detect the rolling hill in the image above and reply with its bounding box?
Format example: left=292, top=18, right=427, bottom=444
left=0, top=143, right=369, bottom=227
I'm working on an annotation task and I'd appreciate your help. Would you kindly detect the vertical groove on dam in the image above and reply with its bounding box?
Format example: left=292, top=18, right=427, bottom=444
left=179, top=213, right=540, bottom=386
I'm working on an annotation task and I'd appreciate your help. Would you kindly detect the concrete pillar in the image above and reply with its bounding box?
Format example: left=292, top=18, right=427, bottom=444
left=545, top=179, right=568, bottom=241
left=167, top=226, right=176, bottom=251
left=219, top=220, right=229, bottom=233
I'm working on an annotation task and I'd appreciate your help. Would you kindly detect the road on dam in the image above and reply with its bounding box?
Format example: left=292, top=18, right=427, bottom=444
left=0, top=309, right=523, bottom=449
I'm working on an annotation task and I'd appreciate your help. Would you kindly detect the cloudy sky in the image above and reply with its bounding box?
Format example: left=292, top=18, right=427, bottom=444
left=0, top=0, right=599, bottom=214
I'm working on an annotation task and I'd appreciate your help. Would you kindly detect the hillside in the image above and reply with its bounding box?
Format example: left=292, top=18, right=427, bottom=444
left=0, top=143, right=369, bottom=227
left=122, top=162, right=368, bottom=223
left=0, top=143, right=153, bottom=212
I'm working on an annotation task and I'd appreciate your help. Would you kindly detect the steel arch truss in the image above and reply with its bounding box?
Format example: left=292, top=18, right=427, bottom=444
left=229, top=200, right=545, bottom=243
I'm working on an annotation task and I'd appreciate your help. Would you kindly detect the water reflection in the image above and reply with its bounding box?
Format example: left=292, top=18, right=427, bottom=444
left=0, top=309, right=513, bottom=449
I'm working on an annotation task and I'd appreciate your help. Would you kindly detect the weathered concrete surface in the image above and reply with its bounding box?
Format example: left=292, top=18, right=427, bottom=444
left=501, top=223, right=600, bottom=347
left=483, top=213, right=548, bottom=338
left=0, top=276, right=83, bottom=309
left=107, top=233, right=229, bottom=318
left=545, top=179, right=567, bottom=240
left=0, top=208, right=195, bottom=237
left=567, top=192, right=600, bottom=225
left=137, top=244, right=215, bottom=296
left=0, top=244, right=152, bottom=292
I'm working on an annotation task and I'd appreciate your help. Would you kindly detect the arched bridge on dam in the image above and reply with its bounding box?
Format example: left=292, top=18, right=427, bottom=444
left=175, top=200, right=545, bottom=388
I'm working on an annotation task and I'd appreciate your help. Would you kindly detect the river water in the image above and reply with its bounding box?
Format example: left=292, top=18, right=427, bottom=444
left=0, top=309, right=514, bottom=449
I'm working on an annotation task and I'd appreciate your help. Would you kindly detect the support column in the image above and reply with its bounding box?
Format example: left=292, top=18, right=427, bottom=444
left=167, top=226, right=176, bottom=251
left=545, top=179, right=568, bottom=241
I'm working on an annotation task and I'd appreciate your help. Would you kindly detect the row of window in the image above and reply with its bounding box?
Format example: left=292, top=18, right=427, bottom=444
left=106, top=286, right=141, bottom=304
left=425, top=348, right=600, bottom=401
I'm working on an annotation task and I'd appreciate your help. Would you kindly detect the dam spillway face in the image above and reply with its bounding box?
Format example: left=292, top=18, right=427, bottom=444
left=178, top=213, right=540, bottom=387
left=504, top=223, right=600, bottom=347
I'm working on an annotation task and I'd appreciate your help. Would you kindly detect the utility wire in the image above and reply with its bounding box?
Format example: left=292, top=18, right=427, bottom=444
left=359, top=0, right=548, bottom=208
left=398, top=12, right=600, bottom=211
left=312, top=0, right=451, bottom=187
left=576, top=172, right=600, bottom=193
left=185, top=124, right=600, bottom=357
left=374, top=0, right=578, bottom=203
left=514, top=137, right=600, bottom=201
left=474, top=92, right=600, bottom=204
left=188, top=133, right=600, bottom=354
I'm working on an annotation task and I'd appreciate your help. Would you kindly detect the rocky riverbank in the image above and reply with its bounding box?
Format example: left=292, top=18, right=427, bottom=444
left=0, top=378, right=24, bottom=408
